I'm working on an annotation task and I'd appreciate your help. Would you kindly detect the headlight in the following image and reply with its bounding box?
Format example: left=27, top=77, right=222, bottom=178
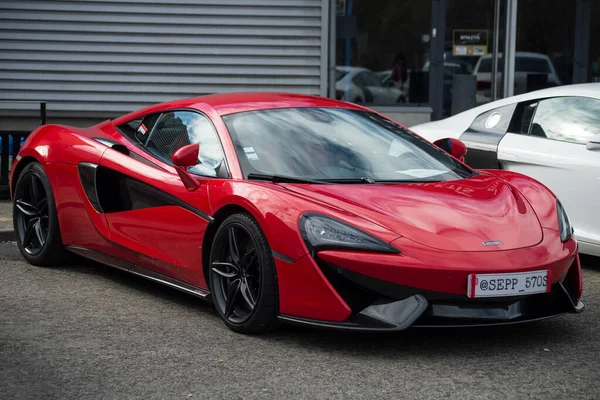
left=299, top=214, right=400, bottom=254
left=557, top=199, right=573, bottom=242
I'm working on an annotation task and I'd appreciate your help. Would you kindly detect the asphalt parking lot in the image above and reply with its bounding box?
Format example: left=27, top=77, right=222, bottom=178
left=1, top=241, right=599, bottom=400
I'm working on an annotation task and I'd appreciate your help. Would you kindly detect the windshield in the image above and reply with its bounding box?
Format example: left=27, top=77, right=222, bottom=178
left=222, top=108, right=472, bottom=183
left=336, top=70, right=349, bottom=81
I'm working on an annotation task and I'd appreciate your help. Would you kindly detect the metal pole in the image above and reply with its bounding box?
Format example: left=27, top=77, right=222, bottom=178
left=573, top=0, right=591, bottom=83
left=503, top=0, right=517, bottom=98
left=319, top=0, right=330, bottom=97
left=328, top=0, right=337, bottom=98
left=429, top=0, right=446, bottom=121
left=491, top=0, right=501, bottom=100
left=40, top=102, right=46, bottom=125
left=344, top=0, right=353, bottom=101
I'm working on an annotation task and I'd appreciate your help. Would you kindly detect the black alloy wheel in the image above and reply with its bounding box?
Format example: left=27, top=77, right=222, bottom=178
left=14, top=172, right=48, bottom=255
left=13, top=163, right=68, bottom=266
left=209, top=213, right=278, bottom=333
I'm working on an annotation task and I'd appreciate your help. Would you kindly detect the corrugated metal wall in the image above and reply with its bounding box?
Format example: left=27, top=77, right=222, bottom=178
left=0, top=0, right=329, bottom=118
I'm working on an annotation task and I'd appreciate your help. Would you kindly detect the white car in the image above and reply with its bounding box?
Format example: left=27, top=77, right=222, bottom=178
left=336, top=66, right=406, bottom=105
left=410, top=83, right=600, bottom=257
left=473, top=52, right=562, bottom=104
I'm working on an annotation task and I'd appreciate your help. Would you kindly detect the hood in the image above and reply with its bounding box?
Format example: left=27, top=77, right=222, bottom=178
left=285, top=173, right=543, bottom=252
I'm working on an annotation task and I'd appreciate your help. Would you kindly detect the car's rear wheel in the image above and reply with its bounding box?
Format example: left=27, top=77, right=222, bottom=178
left=13, top=162, right=68, bottom=266
left=208, top=213, right=279, bottom=334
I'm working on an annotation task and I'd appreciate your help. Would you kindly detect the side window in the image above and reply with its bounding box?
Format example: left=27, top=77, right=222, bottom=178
left=145, top=111, right=227, bottom=178
left=116, top=118, right=142, bottom=140
left=508, top=101, right=538, bottom=135
left=529, top=97, right=600, bottom=145
left=135, top=113, right=162, bottom=144
left=116, top=114, right=161, bottom=144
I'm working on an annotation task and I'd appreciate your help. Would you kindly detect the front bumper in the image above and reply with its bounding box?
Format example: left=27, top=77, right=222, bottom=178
left=275, top=232, right=583, bottom=331
left=279, top=268, right=583, bottom=332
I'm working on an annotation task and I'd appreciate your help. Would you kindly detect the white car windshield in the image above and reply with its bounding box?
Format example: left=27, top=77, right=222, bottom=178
left=223, top=108, right=473, bottom=183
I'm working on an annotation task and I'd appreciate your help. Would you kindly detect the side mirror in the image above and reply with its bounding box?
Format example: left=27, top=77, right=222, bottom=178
left=586, top=134, right=600, bottom=151
left=171, top=143, right=201, bottom=191
left=433, top=138, right=467, bottom=163
left=172, top=143, right=200, bottom=168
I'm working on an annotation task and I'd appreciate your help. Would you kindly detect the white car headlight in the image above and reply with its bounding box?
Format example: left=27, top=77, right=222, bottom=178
left=300, top=214, right=399, bottom=254
left=557, top=199, right=574, bottom=242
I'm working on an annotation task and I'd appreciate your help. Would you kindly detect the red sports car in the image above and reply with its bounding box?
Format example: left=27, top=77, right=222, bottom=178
left=11, top=93, right=583, bottom=333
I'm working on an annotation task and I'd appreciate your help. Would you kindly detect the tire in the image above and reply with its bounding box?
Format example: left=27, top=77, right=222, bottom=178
left=13, top=162, right=69, bottom=266
left=208, top=213, right=279, bottom=334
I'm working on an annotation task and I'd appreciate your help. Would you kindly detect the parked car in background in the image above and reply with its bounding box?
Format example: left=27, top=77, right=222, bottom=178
left=336, top=66, right=406, bottom=105
left=473, top=52, right=562, bottom=104
left=410, top=83, right=600, bottom=257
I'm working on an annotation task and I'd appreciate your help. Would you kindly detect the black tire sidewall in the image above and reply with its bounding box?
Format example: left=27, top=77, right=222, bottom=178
left=13, top=163, right=65, bottom=266
left=208, top=213, right=279, bottom=333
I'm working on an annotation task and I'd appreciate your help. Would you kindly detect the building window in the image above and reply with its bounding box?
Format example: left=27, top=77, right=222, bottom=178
left=335, top=0, right=432, bottom=107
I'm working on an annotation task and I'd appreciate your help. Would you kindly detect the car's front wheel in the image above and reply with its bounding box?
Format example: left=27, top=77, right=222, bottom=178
left=13, top=162, right=69, bottom=266
left=208, top=213, right=279, bottom=334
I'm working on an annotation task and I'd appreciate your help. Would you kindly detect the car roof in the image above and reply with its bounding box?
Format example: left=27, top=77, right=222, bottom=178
left=112, top=92, right=365, bottom=125
left=411, top=83, right=600, bottom=133
left=478, top=51, right=551, bottom=60
left=336, top=66, right=368, bottom=73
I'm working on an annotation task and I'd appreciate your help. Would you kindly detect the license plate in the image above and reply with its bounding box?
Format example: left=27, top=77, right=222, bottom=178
left=467, top=270, right=551, bottom=298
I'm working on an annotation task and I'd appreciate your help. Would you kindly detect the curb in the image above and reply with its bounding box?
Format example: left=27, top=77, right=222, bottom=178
left=0, top=229, right=16, bottom=242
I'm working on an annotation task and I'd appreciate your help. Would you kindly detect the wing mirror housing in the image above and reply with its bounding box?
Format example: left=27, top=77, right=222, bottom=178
left=171, top=143, right=201, bottom=191
left=433, top=138, right=467, bottom=163
left=586, top=133, right=600, bottom=151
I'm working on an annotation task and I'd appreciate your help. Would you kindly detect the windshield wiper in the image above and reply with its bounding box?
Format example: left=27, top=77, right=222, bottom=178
left=373, top=179, right=441, bottom=184
left=247, top=173, right=327, bottom=184
left=321, top=177, right=375, bottom=184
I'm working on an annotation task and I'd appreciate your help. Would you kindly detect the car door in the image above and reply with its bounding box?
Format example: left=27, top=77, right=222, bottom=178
left=497, top=96, right=600, bottom=250
left=100, top=110, right=229, bottom=288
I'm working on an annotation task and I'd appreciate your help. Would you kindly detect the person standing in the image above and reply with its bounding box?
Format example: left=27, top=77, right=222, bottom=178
left=391, top=53, right=407, bottom=89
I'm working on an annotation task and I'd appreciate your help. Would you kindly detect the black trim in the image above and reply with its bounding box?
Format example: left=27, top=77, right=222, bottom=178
left=93, top=137, right=130, bottom=157
left=93, top=137, right=120, bottom=147
left=127, top=151, right=164, bottom=170
left=278, top=315, right=397, bottom=332
left=272, top=251, right=296, bottom=263
left=77, top=162, right=214, bottom=223
left=279, top=294, right=428, bottom=332
left=77, top=162, right=103, bottom=212
left=67, top=246, right=211, bottom=300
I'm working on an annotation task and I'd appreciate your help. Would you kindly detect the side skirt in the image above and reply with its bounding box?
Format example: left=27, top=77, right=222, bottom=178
left=66, top=246, right=211, bottom=301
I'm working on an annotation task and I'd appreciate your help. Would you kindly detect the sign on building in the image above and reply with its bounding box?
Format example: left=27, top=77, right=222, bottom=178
left=453, top=30, right=489, bottom=56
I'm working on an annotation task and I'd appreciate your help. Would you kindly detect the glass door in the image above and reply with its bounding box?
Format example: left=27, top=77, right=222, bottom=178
left=445, top=0, right=495, bottom=117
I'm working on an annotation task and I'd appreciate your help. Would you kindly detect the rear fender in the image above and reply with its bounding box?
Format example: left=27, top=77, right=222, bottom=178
left=13, top=125, right=111, bottom=245
left=19, top=124, right=106, bottom=166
